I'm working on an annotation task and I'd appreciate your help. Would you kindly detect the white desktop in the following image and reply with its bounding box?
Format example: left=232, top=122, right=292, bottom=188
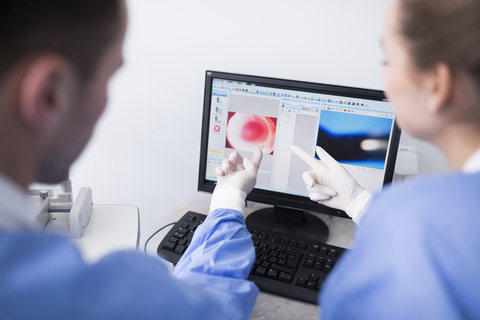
left=45, top=205, right=139, bottom=263
left=29, top=181, right=139, bottom=263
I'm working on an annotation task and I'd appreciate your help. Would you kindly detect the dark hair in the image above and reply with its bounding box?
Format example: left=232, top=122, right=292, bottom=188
left=399, top=0, right=480, bottom=89
left=0, top=0, right=122, bottom=81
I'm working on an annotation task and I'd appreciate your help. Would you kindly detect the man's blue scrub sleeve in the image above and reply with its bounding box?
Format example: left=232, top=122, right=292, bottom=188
left=173, top=208, right=259, bottom=319
left=0, top=208, right=258, bottom=320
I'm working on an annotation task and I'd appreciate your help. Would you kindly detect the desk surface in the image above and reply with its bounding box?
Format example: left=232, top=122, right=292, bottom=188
left=172, top=206, right=356, bottom=320
left=49, top=204, right=353, bottom=319
left=45, top=205, right=140, bottom=263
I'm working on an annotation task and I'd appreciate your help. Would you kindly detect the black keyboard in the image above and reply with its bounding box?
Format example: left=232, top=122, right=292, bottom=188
left=157, top=211, right=347, bottom=304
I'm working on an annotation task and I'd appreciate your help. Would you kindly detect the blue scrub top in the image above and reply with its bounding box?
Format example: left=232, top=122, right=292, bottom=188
left=320, top=172, right=480, bottom=319
left=0, top=208, right=259, bottom=319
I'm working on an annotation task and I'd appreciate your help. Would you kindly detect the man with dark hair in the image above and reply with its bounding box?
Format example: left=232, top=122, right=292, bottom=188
left=0, top=1, right=260, bottom=318
left=0, top=1, right=121, bottom=81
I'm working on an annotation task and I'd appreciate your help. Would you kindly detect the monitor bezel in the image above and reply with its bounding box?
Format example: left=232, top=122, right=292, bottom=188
left=198, top=70, right=401, bottom=219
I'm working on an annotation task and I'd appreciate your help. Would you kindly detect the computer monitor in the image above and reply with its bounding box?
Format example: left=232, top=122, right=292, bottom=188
left=198, top=70, right=401, bottom=243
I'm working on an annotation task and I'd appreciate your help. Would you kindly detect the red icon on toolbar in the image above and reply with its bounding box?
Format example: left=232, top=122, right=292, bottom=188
left=214, top=125, right=221, bottom=132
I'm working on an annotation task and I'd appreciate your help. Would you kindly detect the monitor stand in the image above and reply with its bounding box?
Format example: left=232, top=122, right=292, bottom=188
left=245, top=206, right=329, bottom=243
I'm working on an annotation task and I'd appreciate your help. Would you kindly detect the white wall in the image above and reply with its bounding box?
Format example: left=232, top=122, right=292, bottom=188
left=69, top=0, right=448, bottom=248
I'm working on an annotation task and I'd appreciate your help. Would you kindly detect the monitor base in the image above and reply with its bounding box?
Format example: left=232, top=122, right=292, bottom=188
left=245, top=206, right=329, bottom=243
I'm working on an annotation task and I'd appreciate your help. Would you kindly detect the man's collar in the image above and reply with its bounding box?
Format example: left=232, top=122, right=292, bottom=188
left=462, top=147, right=480, bottom=174
left=0, top=173, right=38, bottom=232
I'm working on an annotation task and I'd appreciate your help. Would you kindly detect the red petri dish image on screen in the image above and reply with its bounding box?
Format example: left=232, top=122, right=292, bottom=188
left=226, top=112, right=277, bottom=154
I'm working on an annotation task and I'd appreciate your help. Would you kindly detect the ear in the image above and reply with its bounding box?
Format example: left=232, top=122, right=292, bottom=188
left=425, top=63, right=454, bottom=115
left=17, top=55, right=74, bottom=131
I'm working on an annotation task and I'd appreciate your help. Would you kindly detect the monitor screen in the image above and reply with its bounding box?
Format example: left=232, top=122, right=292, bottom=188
left=198, top=71, right=401, bottom=242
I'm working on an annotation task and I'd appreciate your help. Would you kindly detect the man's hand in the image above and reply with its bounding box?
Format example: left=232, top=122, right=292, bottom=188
left=215, top=149, right=263, bottom=194
left=209, top=149, right=263, bottom=214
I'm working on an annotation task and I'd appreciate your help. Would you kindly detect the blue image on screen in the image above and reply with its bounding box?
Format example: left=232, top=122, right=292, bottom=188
left=317, top=111, right=393, bottom=170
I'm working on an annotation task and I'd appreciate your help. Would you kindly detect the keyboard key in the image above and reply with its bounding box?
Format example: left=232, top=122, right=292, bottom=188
left=304, top=259, right=314, bottom=268
left=286, top=256, right=300, bottom=269
left=258, top=233, right=268, bottom=240
left=308, top=274, right=319, bottom=282
left=326, top=259, right=335, bottom=267
left=269, top=264, right=295, bottom=274
left=186, top=215, right=196, bottom=222
left=323, top=264, right=333, bottom=273
left=173, top=232, right=185, bottom=239
left=255, top=266, right=267, bottom=277
left=286, top=249, right=302, bottom=257
left=278, top=272, right=292, bottom=283
left=296, top=277, right=306, bottom=287
left=320, top=246, right=329, bottom=255
left=310, top=244, right=320, bottom=253
left=329, top=249, right=338, bottom=257
left=162, top=242, right=176, bottom=252
left=313, top=261, right=324, bottom=271
left=176, top=227, right=187, bottom=234
left=306, top=281, right=316, bottom=290
left=174, top=244, right=186, bottom=254
left=298, top=241, right=307, bottom=250
left=266, top=269, right=278, bottom=279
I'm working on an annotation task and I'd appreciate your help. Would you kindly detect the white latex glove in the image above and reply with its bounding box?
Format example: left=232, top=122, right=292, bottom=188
left=210, top=149, right=263, bottom=213
left=291, top=145, right=372, bottom=225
